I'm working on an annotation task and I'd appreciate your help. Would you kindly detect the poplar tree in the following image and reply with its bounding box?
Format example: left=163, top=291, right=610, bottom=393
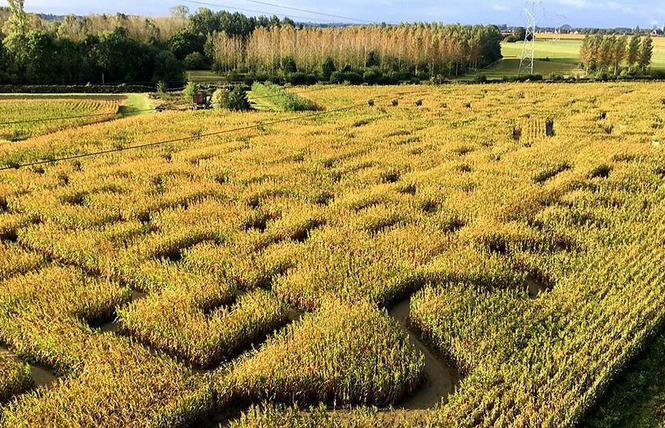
left=627, top=35, right=641, bottom=69
left=611, top=35, right=627, bottom=75
left=639, top=35, right=653, bottom=72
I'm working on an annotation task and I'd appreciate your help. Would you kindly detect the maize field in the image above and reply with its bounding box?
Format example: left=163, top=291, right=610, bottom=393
left=0, top=83, right=664, bottom=426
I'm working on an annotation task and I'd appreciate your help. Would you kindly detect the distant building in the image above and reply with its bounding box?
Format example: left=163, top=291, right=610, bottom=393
left=652, top=26, right=665, bottom=36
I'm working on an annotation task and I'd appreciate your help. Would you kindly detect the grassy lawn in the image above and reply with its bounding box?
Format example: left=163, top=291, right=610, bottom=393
left=187, top=70, right=227, bottom=85
left=247, top=90, right=280, bottom=111
left=118, top=94, right=155, bottom=117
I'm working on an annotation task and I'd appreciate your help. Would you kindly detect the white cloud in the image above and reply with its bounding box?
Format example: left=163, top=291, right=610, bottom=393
left=607, top=1, right=635, bottom=14
left=491, top=4, right=510, bottom=12
left=552, top=0, right=593, bottom=8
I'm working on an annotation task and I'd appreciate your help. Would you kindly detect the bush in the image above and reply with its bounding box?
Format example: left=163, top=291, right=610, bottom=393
left=320, top=57, right=336, bottom=81
left=156, top=81, right=168, bottom=95
left=377, top=72, right=399, bottom=85
left=286, top=72, right=317, bottom=86
left=431, top=74, right=450, bottom=85
left=183, top=82, right=201, bottom=103
left=475, top=75, right=488, bottom=84
left=228, top=86, right=251, bottom=111
left=330, top=70, right=363, bottom=85
left=250, top=82, right=319, bottom=111
left=650, top=69, right=665, bottom=79
left=363, top=68, right=382, bottom=85
left=281, top=56, right=297, bottom=75
left=212, top=88, right=230, bottom=109
left=183, top=52, right=208, bottom=70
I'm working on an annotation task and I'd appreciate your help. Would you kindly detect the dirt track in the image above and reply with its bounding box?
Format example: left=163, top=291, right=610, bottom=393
left=388, top=298, right=460, bottom=410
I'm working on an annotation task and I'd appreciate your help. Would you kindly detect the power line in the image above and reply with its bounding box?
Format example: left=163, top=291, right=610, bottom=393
left=0, top=109, right=154, bottom=126
left=183, top=0, right=330, bottom=24
left=240, top=0, right=372, bottom=24
left=0, top=96, right=390, bottom=171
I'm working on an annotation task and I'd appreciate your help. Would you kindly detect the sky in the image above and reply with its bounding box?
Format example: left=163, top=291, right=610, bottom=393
left=2, top=0, right=665, bottom=29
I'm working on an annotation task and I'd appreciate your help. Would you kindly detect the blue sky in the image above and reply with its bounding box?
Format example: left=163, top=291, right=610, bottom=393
left=3, top=0, right=665, bottom=28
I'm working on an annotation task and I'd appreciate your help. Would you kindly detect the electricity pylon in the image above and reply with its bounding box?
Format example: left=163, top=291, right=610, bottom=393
left=518, top=1, right=541, bottom=76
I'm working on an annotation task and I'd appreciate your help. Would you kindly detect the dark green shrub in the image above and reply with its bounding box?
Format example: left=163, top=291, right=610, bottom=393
left=281, top=56, right=297, bottom=74
left=228, top=86, right=251, bottom=111
left=183, top=52, right=208, bottom=70
left=320, top=57, right=336, bottom=81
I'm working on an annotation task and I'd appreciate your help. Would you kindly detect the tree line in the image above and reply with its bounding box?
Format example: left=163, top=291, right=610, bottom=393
left=580, top=34, right=653, bottom=76
left=211, top=24, right=503, bottom=83
left=0, top=2, right=295, bottom=86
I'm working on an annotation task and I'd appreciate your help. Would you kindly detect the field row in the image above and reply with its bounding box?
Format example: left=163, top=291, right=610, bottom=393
left=0, top=96, right=125, bottom=143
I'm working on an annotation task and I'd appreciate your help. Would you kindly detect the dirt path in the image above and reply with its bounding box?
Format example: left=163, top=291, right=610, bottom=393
left=388, top=298, right=460, bottom=410
left=0, top=345, right=57, bottom=388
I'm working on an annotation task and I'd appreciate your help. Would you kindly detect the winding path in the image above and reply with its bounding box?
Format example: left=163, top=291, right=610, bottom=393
left=388, top=298, right=460, bottom=410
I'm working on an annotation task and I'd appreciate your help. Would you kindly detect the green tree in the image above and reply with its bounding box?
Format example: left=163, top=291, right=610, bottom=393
left=0, top=41, right=10, bottom=83
left=512, top=27, right=526, bottom=41
left=2, top=0, right=29, bottom=77
left=23, top=30, right=57, bottom=83
left=639, top=35, right=653, bottom=72
left=183, top=81, right=201, bottom=103
left=281, top=55, right=297, bottom=74
left=580, top=35, right=602, bottom=74
left=598, top=36, right=613, bottom=73
left=320, top=57, right=336, bottom=81
left=94, top=28, right=154, bottom=83
left=627, top=35, right=641, bottom=69
left=211, top=87, right=230, bottom=109
left=228, top=86, right=251, bottom=111
left=611, top=35, right=627, bottom=76
left=183, top=51, right=208, bottom=70
left=153, top=50, right=185, bottom=87
left=2, top=0, right=28, bottom=36
left=168, top=28, right=205, bottom=60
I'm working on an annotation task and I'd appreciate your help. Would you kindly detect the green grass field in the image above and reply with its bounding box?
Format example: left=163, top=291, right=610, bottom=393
left=464, top=36, right=665, bottom=80
left=118, top=94, right=155, bottom=117
left=187, top=70, right=227, bottom=85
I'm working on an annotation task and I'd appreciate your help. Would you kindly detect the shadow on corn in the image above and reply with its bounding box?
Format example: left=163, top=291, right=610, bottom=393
left=91, top=290, right=148, bottom=334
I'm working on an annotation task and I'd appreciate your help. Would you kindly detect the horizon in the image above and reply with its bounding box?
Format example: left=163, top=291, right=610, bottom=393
left=1, top=0, right=664, bottom=29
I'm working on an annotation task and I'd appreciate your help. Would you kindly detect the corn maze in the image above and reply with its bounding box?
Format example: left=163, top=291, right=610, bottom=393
left=0, top=83, right=664, bottom=426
